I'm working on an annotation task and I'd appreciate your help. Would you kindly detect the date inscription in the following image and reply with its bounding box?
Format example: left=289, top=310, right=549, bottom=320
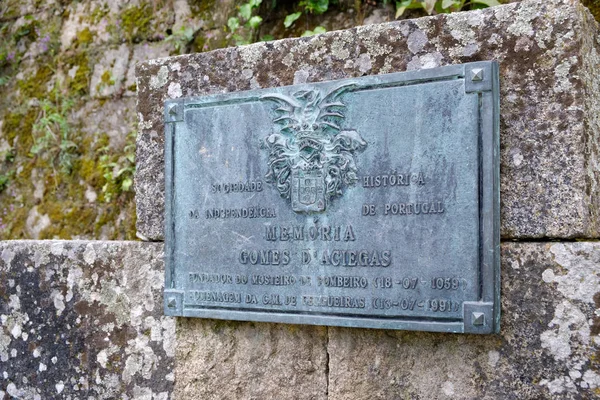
left=182, top=172, right=465, bottom=317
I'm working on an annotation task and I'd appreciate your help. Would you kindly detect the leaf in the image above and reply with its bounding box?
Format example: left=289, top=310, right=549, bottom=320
left=312, top=0, right=329, bottom=14
left=284, top=12, right=302, bottom=28
left=248, top=0, right=262, bottom=7
left=471, top=0, right=500, bottom=6
left=59, top=140, right=77, bottom=150
left=301, top=26, right=326, bottom=37
left=115, top=167, right=129, bottom=178
left=248, top=15, right=263, bottom=29
left=441, top=0, right=456, bottom=9
left=239, top=3, right=252, bottom=20
left=395, top=5, right=407, bottom=18
left=227, top=17, right=240, bottom=32
left=234, top=34, right=250, bottom=46
left=395, top=0, right=426, bottom=17
left=30, top=144, right=42, bottom=155
left=122, top=178, right=133, bottom=192
left=423, top=0, right=436, bottom=14
left=300, top=0, right=329, bottom=14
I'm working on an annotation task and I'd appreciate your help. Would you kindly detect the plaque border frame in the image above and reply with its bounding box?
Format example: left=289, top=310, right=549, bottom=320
left=163, top=61, right=500, bottom=334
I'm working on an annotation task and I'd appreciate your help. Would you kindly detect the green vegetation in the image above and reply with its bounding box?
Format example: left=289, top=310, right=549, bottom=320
left=0, top=174, right=9, bottom=193
left=282, top=0, right=329, bottom=36
left=120, top=2, right=153, bottom=42
left=0, top=147, right=15, bottom=194
left=99, top=131, right=136, bottom=203
left=64, top=51, right=92, bottom=95
left=0, top=9, right=137, bottom=240
left=74, top=27, right=94, bottom=47
left=227, top=0, right=264, bottom=45
left=164, top=26, right=196, bottom=54
left=394, top=0, right=500, bottom=17
left=30, top=94, right=77, bottom=176
left=0, top=0, right=516, bottom=241
left=96, top=70, right=116, bottom=94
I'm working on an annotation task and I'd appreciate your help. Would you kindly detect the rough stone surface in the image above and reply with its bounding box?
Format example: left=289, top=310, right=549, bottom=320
left=175, top=319, right=328, bottom=400
left=0, top=241, right=174, bottom=400
left=327, top=242, right=600, bottom=399
left=89, top=43, right=130, bottom=98
left=136, top=0, right=600, bottom=241
left=1, top=241, right=598, bottom=399
left=1, top=0, right=391, bottom=241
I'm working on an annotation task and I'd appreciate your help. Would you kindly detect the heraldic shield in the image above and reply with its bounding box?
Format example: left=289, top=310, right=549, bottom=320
left=292, top=169, right=325, bottom=212
left=261, top=84, right=367, bottom=214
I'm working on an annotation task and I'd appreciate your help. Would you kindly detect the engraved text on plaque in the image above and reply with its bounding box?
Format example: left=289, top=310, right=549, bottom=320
left=163, top=61, right=500, bottom=334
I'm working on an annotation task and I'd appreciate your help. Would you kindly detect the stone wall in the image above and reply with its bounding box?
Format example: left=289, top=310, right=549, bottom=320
left=1, top=0, right=599, bottom=399
left=171, top=243, right=600, bottom=399
left=136, top=0, right=600, bottom=241
left=0, top=0, right=395, bottom=241
left=134, top=0, right=600, bottom=398
left=2, top=241, right=599, bottom=399
left=0, top=241, right=174, bottom=399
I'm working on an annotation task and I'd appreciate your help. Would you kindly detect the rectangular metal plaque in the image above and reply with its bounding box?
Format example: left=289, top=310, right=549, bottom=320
left=164, top=61, right=500, bottom=334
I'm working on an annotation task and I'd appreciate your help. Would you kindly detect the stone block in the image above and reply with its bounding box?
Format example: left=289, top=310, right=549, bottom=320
left=135, top=0, right=600, bottom=241
left=0, top=0, right=41, bottom=21
left=89, top=43, right=130, bottom=98
left=327, top=242, right=600, bottom=399
left=0, top=241, right=174, bottom=399
left=1, top=241, right=597, bottom=399
left=125, top=42, right=177, bottom=97
left=174, top=319, right=328, bottom=399
left=75, top=97, right=137, bottom=151
left=60, top=0, right=173, bottom=50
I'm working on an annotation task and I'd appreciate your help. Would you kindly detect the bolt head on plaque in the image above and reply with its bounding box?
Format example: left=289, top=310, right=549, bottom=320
left=166, top=102, right=182, bottom=122
left=472, top=312, right=486, bottom=326
left=470, top=68, right=484, bottom=82
left=167, top=297, right=177, bottom=308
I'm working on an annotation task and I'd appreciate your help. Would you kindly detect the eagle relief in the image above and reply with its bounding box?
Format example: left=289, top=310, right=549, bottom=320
left=261, top=84, right=367, bottom=213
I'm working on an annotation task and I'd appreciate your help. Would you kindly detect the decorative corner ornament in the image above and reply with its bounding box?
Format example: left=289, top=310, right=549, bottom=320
left=261, top=84, right=367, bottom=213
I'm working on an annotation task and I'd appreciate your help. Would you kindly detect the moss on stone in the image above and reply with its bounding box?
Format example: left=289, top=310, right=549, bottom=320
left=3, top=108, right=37, bottom=157
left=13, top=18, right=40, bottom=42
left=188, top=0, right=216, bottom=19
left=38, top=197, right=96, bottom=239
left=75, top=27, right=94, bottom=47
left=3, top=112, right=23, bottom=144
left=79, top=157, right=102, bottom=187
left=17, top=65, right=53, bottom=99
left=582, top=0, right=600, bottom=21
left=0, top=2, right=22, bottom=21
left=0, top=3, right=142, bottom=242
left=120, top=3, right=153, bottom=42
left=88, top=4, right=110, bottom=24
left=95, top=69, right=116, bottom=95
left=0, top=90, right=136, bottom=240
left=64, top=51, right=91, bottom=96
left=100, top=70, right=115, bottom=86
left=190, top=30, right=231, bottom=53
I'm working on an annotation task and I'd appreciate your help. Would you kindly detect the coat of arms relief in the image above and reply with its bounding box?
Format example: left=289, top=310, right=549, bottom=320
left=261, top=85, right=367, bottom=213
